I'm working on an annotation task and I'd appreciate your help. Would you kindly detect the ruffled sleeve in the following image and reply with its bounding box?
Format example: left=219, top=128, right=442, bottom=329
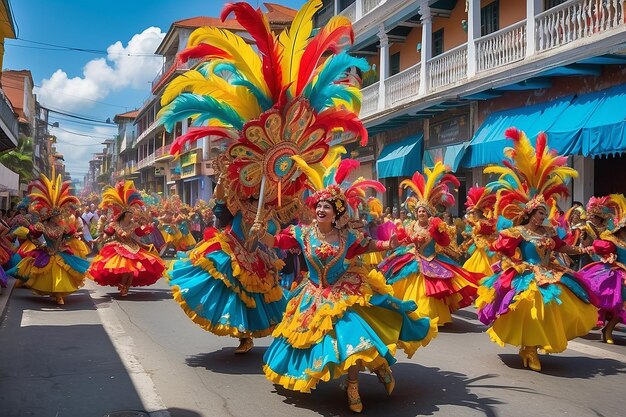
left=592, top=239, right=617, bottom=256
left=346, top=229, right=371, bottom=259
left=429, top=217, right=451, bottom=246
left=134, top=224, right=153, bottom=237
left=491, top=229, right=522, bottom=258
left=274, top=225, right=299, bottom=250
left=28, top=223, right=43, bottom=238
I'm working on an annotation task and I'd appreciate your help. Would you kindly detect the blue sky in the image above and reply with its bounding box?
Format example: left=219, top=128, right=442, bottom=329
left=4, top=0, right=307, bottom=179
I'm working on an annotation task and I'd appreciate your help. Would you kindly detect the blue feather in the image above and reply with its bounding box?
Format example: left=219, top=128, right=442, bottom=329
left=309, top=84, right=361, bottom=112
left=212, top=62, right=273, bottom=111
left=303, top=52, right=369, bottom=110
left=158, top=93, right=244, bottom=131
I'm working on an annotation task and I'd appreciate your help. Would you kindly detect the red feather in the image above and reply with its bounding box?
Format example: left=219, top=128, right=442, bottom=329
left=535, top=131, right=546, bottom=174
left=295, top=19, right=354, bottom=95
left=221, top=2, right=282, bottom=101
left=313, top=109, right=368, bottom=146
left=543, top=184, right=570, bottom=200
left=505, top=127, right=520, bottom=141
left=170, top=127, right=235, bottom=156
left=335, top=159, right=360, bottom=184
left=440, top=173, right=461, bottom=188
left=411, top=171, right=426, bottom=195
left=176, top=44, right=229, bottom=64
left=350, top=179, right=386, bottom=194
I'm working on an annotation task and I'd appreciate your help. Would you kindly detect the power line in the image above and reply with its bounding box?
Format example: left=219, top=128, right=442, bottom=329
left=51, top=115, right=118, bottom=129
left=47, top=107, right=114, bottom=124
left=52, top=126, right=115, bottom=140
left=6, top=38, right=162, bottom=57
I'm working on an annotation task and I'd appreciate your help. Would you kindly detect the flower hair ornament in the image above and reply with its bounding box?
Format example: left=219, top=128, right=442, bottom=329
left=485, top=128, right=577, bottom=226
left=158, top=0, right=368, bottom=221
left=400, top=161, right=460, bottom=216
left=292, top=148, right=385, bottom=225
left=586, top=196, right=615, bottom=220
left=100, top=181, right=144, bottom=221
left=28, top=173, right=79, bottom=220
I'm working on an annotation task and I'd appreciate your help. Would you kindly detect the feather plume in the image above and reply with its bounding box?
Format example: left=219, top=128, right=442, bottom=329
left=291, top=154, right=323, bottom=190
left=176, top=43, right=229, bottom=64
left=221, top=2, right=283, bottom=101
left=278, top=0, right=322, bottom=96
left=400, top=161, right=458, bottom=213
left=170, top=127, right=237, bottom=156
left=295, top=15, right=354, bottom=95
left=313, top=108, right=368, bottom=146
left=335, top=159, right=360, bottom=185
left=158, top=93, right=244, bottom=131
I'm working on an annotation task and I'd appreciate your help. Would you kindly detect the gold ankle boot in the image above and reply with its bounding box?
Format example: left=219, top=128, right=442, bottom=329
left=234, top=337, right=254, bottom=354
left=374, top=364, right=395, bottom=395
left=346, top=379, right=363, bottom=413
left=518, top=346, right=541, bottom=372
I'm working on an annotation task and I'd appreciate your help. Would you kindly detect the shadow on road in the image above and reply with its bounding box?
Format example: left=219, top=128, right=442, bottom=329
left=273, top=363, right=512, bottom=417
left=498, top=353, right=626, bottom=378
left=185, top=346, right=268, bottom=375
left=155, top=408, right=204, bottom=417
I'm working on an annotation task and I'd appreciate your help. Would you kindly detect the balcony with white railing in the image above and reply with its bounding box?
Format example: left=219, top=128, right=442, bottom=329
left=338, top=0, right=385, bottom=24
left=428, top=44, right=468, bottom=90
left=339, top=2, right=356, bottom=22
left=385, top=62, right=421, bottom=108
left=360, top=82, right=380, bottom=118
left=476, top=21, right=527, bottom=73
left=535, top=0, right=625, bottom=52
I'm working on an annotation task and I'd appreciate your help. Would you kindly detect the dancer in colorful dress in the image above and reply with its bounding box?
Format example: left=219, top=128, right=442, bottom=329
left=379, top=162, right=481, bottom=326
left=580, top=194, right=626, bottom=344
left=8, top=173, right=89, bottom=305
left=476, top=128, right=597, bottom=371
left=174, top=205, right=196, bottom=251
left=87, top=181, right=166, bottom=296
left=461, top=186, right=498, bottom=276
left=255, top=157, right=436, bottom=413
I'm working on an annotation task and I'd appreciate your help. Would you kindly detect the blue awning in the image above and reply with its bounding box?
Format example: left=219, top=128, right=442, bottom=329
left=464, top=96, right=574, bottom=167
left=577, top=84, right=626, bottom=157
left=376, top=134, right=423, bottom=178
left=424, top=142, right=468, bottom=172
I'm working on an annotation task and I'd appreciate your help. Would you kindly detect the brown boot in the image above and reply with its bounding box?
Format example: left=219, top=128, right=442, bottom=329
left=374, top=363, right=395, bottom=395
left=518, top=346, right=541, bottom=372
left=346, top=378, right=363, bottom=413
left=234, top=337, right=254, bottom=354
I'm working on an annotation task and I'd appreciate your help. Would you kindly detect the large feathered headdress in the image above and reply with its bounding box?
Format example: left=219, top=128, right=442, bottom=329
left=159, top=0, right=367, bottom=210
left=586, top=196, right=615, bottom=220
left=100, top=181, right=144, bottom=220
left=485, top=128, right=577, bottom=225
left=28, top=173, right=79, bottom=219
left=400, top=161, right=460, bottom=215
left=465, top=186, right=496, bottom=217
left=607, top=194, right=626, bottom=231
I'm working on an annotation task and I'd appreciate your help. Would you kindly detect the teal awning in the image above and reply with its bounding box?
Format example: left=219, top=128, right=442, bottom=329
left=376, top=134, right=423, bottom=178
left=424, top=142, right=468, bottom=172
left=577, top=84, right=626, bottom=157
left=464, top=96, right=574, bottom=168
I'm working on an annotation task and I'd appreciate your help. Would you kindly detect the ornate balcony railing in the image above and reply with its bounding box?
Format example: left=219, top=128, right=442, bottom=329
left=476, top=21, right=527, bottom=72
left=536, top=0, right=626, bottom=52
left=339, top=2, right=356, bottom=22
left=360, top=82, right=380, bottom=118
left=428, top=43, right=468, bottom=90
left=385, top=62, right=421, bottom=107
left=363, top=0, right=384, bottom=15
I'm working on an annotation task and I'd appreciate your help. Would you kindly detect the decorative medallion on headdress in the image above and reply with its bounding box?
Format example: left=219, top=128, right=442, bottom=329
left=100, top=181, right=144, bottom=220
left=28, top=173, right=79, bottom=219
left=158, top=0, right=368, bottom=213
left=400, top=161, right=460, bottom=215
left=485, top=128, right=577, bottom=225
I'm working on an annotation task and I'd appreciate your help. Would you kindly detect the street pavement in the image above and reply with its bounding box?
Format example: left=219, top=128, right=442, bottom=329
left=1, top=273, right=625, bottom=417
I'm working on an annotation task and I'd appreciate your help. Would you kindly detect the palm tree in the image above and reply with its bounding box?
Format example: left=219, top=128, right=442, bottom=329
left=0, top=134, right=35, bottom=183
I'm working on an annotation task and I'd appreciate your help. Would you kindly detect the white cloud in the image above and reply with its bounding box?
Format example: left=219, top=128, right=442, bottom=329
left=36, top=27, right=165, bottom=111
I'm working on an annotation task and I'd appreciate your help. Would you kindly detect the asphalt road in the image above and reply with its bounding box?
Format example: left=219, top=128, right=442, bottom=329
left=1, top=275, right=625, bottom=417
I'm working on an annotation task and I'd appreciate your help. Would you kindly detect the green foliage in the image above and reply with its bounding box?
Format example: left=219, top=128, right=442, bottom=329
left=0, top=135, right=35, bottom=182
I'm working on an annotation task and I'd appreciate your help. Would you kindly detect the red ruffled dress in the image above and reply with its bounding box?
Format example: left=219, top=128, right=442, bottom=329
left=87, top=222, right=166, bottom=287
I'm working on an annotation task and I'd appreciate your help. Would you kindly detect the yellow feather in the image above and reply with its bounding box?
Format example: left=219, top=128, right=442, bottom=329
left=278, top=0, right=322, bottom=96
left=291, top=154, right=323, bottom=191
left=188, top=27, right=269, bottom=98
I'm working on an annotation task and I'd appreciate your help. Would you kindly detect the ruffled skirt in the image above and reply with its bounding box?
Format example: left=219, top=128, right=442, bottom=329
left=8, top=250, right=88, bottom=296
left=463, top=247, right=496, bottom=277
left=580, top=262, right=626, bottom=323
left=88, top=242, right=166, bottom=287
left=168, top=230, right=286, bottom=338
left=66, top=238, right=90, bottom=258
left=263, top=267, right=436, bottom=393
left=476, top=268, right=597, bottom=353
left=380, top=247, right=480, bottom=325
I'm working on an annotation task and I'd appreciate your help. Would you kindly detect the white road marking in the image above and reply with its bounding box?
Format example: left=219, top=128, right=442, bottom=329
left=567, top=340, right=626, bottom=363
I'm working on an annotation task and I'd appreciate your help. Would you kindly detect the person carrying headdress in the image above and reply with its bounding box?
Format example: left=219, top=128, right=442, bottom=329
left=379, top=161, right=481, bottom=327
left=253, top=155, right=436, bottom=413
left=7, top=173, right=89, bottom=305
left=475, top=128, right=597, bottom=372
left=87, top=181, right=166, bottom=296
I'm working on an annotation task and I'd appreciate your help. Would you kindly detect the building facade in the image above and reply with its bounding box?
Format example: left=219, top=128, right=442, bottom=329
left=316, top=0, right=626, bottom=214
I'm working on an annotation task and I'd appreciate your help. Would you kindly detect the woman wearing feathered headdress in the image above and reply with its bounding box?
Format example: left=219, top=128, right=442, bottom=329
left=476, top=128, right=597, bottom=372
left=86, top=181, right=166, bottom=296
left=579, top=194, right=626, bottom=344
left=461, top=186, right=499, bottom=276
left=379, top=161, right=481, bottom=327
left=162, top=0, right=370, bottom=356
left=579, top=196, right=614, bottom=267
left=7, top=173, right=89, bottom=305
left=252, top=157, right=436, bottom=413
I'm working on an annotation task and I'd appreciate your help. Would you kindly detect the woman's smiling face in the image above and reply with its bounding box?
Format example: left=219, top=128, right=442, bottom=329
left=316, top=200, right=335, bottom=225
